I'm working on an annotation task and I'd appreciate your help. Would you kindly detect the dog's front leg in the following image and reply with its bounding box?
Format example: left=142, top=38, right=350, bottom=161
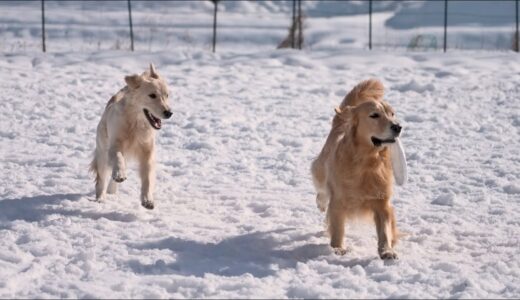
left=139, top=150, right=156, bottom=210
left=374, top=204, right=398, bottom=260
left=328, top=206, right=347, bottom=255
left=110, top=145, right=127, bottom=183
left=316, top=192, right=329, bottom=213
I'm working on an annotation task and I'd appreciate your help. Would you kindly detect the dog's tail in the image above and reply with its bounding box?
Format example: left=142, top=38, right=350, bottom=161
left=89, top=153, right=99, bottom=184
left=340, top=79, right=384, bottom=108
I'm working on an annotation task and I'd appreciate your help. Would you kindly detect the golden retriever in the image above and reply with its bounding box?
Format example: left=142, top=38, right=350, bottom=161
left=311, top=79, right=402, bottom=259
left=90, top=64, right=172, bottom=209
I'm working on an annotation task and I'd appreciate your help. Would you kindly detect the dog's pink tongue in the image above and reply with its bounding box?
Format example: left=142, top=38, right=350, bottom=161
left=157, top=119, right=162, bottom=128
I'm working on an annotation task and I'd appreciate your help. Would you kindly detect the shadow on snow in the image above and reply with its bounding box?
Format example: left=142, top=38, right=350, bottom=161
left=0, top=194, right=375, bottom=277
left=126, top=229, right=373, bottom=278
left=0, top=193, right=138, bottom=226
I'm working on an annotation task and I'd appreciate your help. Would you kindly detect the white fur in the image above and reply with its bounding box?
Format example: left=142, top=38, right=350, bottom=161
left=90, top=64, right=171, bottom=209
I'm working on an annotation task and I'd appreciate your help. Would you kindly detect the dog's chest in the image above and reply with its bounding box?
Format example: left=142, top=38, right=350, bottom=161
left=122, top=123, right=155, bottom=151
left=358, top=170, right=392, bottom=201
left=337, top=159, right=393, bottom=203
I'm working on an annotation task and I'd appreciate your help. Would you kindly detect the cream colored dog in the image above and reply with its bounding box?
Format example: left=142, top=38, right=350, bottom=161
left=311, top=79, right=403, bottom=259
left=90, top=64, right=172, bottom=209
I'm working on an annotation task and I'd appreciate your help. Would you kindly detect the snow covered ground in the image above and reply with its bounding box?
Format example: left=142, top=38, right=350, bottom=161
left=1, top=47, right=519, bottom=299
left=1, top=1, right=520, bottom=299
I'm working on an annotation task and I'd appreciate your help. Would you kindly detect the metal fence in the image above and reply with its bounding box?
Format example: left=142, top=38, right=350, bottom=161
left=1, top=0, right=519, bottom=53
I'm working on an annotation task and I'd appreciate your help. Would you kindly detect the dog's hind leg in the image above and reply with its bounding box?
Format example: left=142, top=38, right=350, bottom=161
left=107, top=180, right=118, bottom=194
left=94, top=155, right=110, bottom=201
left=139, top=150, right=156, bottom=210
left=311, top=161, right=329, bottom=212
left=373, top=204, right=398, bottom=260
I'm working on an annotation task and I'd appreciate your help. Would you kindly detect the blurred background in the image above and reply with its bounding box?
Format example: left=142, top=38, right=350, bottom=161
left=0, top=0, right=518, bottom=53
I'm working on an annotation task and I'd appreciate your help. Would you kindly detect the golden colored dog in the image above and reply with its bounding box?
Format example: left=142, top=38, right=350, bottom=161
left=90, top=64, right=172, bottom=209
left=311, top=79, right=402, bottom=259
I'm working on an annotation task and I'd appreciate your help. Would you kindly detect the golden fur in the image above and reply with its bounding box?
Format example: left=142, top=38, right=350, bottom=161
left=90, top=64, right=172, bottom=209
left=311, top=79, right=401, bottom=259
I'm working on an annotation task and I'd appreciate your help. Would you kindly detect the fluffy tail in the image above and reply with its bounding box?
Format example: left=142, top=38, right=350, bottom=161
left=340, top=79, right=384, bottom=108
left=89, top=154, right=99, bottom=184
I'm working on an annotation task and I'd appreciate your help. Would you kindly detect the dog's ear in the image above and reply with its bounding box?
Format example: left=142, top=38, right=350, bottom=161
left=337, top=106, right=358, bottom=134
left=332, top=106, right=354, bottom=129
left=125, top=74, right=142, bottom=89
left=334, top=106, right=354, bottom=121
left=149, top=63, right=159, bottom=79
left=348, top=106, right=359, bottom=138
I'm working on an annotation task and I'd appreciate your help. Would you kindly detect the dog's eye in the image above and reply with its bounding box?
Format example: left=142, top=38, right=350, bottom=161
left=370, top=113, right=380, bottom=119
left=148, top=93, right=157, bottom=99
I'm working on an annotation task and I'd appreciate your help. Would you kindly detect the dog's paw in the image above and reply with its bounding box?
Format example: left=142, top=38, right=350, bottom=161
left=332, top=247, right=347, bottom=256
left=112, top=169, right=127, bottom=183
left=379, top=249, right=398, bottom=260
left=94, top=192, right=106, bottom=202
left=141, top=200, right=154, bottom=210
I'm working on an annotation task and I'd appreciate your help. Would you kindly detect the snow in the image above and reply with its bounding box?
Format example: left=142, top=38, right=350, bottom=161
left=1, top=46, right=519, bottom=299
left=431, top=192, right=456, bottom=206
left=1, top=1, right=520, bottom=299
left=393, top=79, right=436, bottom=93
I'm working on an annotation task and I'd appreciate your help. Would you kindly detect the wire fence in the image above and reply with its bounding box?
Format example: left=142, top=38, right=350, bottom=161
left=0, top=0, right=519, bottom=53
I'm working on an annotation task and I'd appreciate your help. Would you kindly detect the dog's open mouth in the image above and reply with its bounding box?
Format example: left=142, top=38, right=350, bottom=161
left=371, top=137, right=396, bottom=147
left=143, top=109, right=162, bottom=130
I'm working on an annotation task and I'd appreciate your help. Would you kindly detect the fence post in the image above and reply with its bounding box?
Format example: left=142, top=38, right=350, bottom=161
left=443, top=0, right=448, bottom=52
left=292, top=0, right=296, bottom=49
left=297, top=0, right=302, bottom=49
left=41, top=0, right=46, bottom=52
left=212, top=0, right=218, bottom=53
left=514, top=0, right=520, bottom=52
left=369, top=0, right=372, bottom=50
left=127, top=0, right=134, bottom=51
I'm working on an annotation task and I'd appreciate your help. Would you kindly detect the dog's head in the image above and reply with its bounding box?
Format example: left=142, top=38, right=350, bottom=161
left=335, top=100, right=402, bottom=149
left=124, top=63, right=172, bottom=130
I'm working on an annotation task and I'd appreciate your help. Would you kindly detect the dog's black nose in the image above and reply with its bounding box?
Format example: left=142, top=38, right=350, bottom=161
left=391, top=123, right=402, bottom=134
left=163, top=110, right=173, bottom=119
